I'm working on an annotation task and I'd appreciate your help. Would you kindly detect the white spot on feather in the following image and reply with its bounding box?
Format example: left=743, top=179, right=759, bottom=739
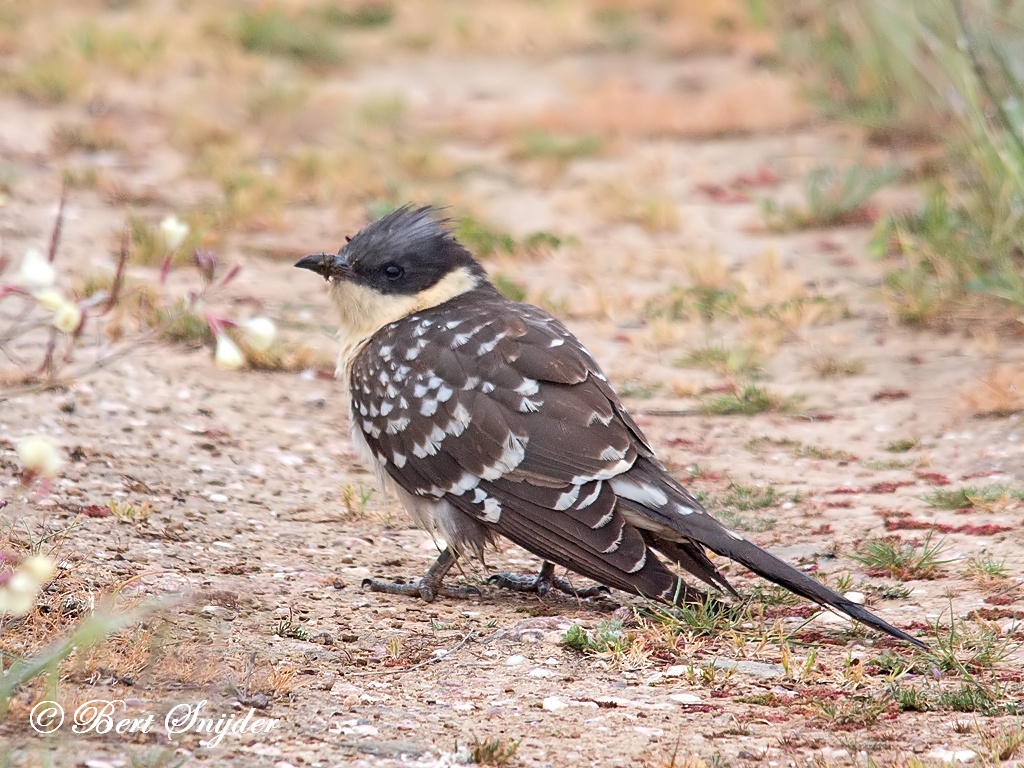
left=477, top=332, right=505, bottom=355
left=514, top=378, right=539, bottom=396
left=420, top=399, right=438, bottom=417
left=451, top=472, right=480, bottom=494
left=385, top=416, right=410, bottom=435
left=554, top=485, right=581, bottom=511
left=671, top=501, right=695, bottom=516
left=482, top=496, right=502, bottom=523
left=480, top=434, right=527, bottom=479
left=445, top=402, right=472, bottom=436
left=599, top=444, right=628, bottom=461
left=578, top=482, right=603, bottom=509
left=610, top=478, right=668, bottom=508
left=574, top=458, right=631, bottom=483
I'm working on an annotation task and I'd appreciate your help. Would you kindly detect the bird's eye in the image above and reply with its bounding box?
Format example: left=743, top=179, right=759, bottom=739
left=384, top=263, right=404, bottom=280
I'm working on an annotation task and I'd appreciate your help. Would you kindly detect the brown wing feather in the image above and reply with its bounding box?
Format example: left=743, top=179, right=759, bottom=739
left=349, top=290, right=687, bottom=590
left=349, top=288, right=924, bottom=647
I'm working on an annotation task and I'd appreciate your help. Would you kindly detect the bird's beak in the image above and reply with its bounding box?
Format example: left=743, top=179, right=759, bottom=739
left=294, top=252, right=349, bottom=282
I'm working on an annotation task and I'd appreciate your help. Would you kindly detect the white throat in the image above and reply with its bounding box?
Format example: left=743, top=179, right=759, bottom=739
left=330, top=265, right=481, bottom=375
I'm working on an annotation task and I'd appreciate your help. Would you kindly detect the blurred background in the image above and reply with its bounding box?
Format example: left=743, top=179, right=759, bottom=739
left=2, top=2, right=1024, bottom=766
left=2, top=0, right=1023, bottom=366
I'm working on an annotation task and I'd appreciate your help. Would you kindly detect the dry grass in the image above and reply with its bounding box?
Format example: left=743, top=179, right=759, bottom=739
left=454, top=70, right=808, bottom=142
left=960, top=365, right=1024, bottom=417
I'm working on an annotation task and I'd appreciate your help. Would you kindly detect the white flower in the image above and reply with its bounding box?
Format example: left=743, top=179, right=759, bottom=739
left=0, top=573, right=37, bottom=616
left=15, top=435, right=63, bottom=477
left=51, top=300, right=83, bottom=333
left=17, top=248, right=56, bottom=288
left=215, top=334, right=245, bottom=371
left=32, top=288, right=66, bottom=310
left=241, top=317, right=276, bottom=352
left=160, top=215, right=189, bottom=251
left=21, top=555, right=56, bottom=584
left=0, top=570, right=39, bottom=616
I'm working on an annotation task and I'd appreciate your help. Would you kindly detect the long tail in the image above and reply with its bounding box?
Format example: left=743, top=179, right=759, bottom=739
left=658, top=511, right=926, bottom=648
left=616, top=460, right=927, bottom=648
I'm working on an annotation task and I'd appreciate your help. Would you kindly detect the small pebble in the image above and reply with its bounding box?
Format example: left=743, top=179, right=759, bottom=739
left=926, top=749, right=977, bottom=764
left=668, top=693, right=702, bottom=705
left=542, top=696, right=567, bottom=712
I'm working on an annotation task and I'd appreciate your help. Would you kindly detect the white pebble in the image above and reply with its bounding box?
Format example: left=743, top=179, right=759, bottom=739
left=668, top=693, right=702, bottom=705
left=664, top=664, right=691, bottom=677
left=926, top=749, right=976, bottom=764
left=542, top=696, right=567, bottom=711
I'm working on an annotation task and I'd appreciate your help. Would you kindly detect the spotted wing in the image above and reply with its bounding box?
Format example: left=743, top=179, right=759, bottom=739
left=349, top=291, right=710, bottom=596
left=350, top=290, right=929, bottom=646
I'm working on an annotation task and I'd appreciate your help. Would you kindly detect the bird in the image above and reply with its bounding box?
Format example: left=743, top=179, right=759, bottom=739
left=295, top=205, right=925, bottom=648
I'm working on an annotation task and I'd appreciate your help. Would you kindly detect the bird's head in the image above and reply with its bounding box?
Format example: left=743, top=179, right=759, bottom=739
left=295, top=206, right=489, bottom=345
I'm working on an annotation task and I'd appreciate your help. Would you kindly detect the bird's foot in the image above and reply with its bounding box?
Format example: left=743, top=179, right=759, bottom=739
left=361, top=547, right=479, bottom=602
left=361, top=577, right=481, bottom=602
left=489, top=561, right=609, bottom=599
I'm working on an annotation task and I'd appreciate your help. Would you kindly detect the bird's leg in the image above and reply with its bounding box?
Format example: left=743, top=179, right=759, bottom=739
left=362, top=547, right=481, bottom=601
left=489, top=561, right=610, bottom=599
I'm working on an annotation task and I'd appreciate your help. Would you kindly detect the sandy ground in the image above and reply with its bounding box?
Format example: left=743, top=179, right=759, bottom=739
left=2, top=6, right=1024, bottom=768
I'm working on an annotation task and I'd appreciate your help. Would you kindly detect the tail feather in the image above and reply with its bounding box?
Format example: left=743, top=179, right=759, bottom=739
left=671, top=513, right=927, bottom=648
left=614, top=460, right=926, bottom=648
left=636, top=525, right=738, bottom=597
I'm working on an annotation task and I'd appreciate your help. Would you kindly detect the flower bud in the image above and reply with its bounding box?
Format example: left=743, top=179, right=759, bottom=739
left=52, top=300, right=83, bottom=333
left=32, top=288, right=66, bottom=310
left=160, top=215, right=189, bottom=251
left=17, top=248, right=56, bottom=288
left=15, top=435, right=63, bottom=477
left=0, top=570, right=38, bottom=615
left=215, top=334, right=245, bottom=371
left=21, top=555, right=56, bottom=584
left=242, top=317, right=276, bottom=352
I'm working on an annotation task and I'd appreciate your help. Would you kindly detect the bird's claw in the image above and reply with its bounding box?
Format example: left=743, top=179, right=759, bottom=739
left=361, top=577, right=480, bottom=602
left=489, top=571, right=609, bottom=599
